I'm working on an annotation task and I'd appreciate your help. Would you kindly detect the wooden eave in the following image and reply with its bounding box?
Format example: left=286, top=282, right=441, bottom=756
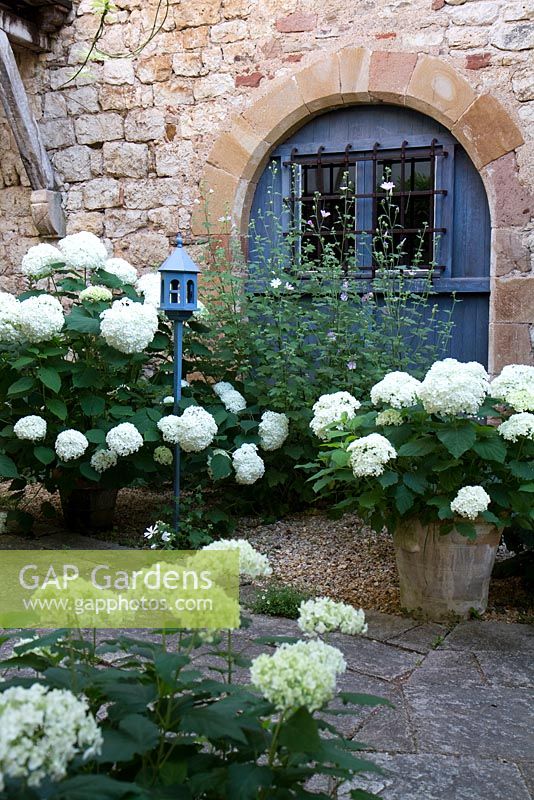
left=0, top=0, right=72, bottom=50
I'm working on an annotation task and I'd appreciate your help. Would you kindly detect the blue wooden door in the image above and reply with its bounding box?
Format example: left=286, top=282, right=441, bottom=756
left=249, top=104, right=491, bottom=366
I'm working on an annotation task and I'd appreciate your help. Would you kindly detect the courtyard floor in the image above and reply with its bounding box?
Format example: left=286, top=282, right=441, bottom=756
left=2, top=526, right=533, bottom=798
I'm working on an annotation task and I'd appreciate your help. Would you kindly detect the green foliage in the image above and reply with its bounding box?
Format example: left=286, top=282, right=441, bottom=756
left=176, top=179, right=454, bottom=519
left=0, top=627, right=384, bottom=799
left=309, top=394, right=534, bottom=537
left=250, top=584, right=313, bottom=619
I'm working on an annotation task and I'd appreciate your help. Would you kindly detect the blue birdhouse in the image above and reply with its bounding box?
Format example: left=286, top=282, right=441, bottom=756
left=158, top=235, right=200, bottom=320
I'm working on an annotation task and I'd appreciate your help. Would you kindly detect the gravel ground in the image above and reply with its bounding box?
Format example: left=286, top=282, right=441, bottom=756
left=3, top=486, right=532, bottom=623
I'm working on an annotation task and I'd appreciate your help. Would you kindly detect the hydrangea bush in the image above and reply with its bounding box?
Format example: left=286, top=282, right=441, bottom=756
left=0, top=548, right=385, bottom=799
left=0, top=233, right=295, bottom=533
left=309, top=359, right=534, bottom=539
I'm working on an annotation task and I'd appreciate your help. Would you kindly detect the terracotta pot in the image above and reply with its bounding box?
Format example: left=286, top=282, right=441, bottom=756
left=60, top=487, right=119, bottom=532
left=393, top=518, right=501, bottom=621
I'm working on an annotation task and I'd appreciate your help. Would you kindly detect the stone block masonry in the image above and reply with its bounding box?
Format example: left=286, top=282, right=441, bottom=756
left=0, top=0, right=532, bottom=369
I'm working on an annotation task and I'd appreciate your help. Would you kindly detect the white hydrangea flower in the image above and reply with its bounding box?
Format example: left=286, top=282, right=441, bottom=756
left=347, top=433, right=397, bottom=478
left=153, top=445, right=173, bottom=465
left=79, top=285, right=112, bottom=303
left=192, top=299, right=208, bottom=320
left=55, top=429, right=89, bottom=461
left=375, top=409, right=403, bottom=427
left=90, top=448, right=118, bottom=473
left=100, top=298, right=158, bottom=354
left=506, top=388, right=534, bottom=413
left=106, top=422, right=143, bottom=457
left=298, top=597, right=368, bottom=637
left=21, top=243, right=63, bottom=280
left=13, top=415, right=47, bottom=442
left=58, top=231, right=107, bottom=271
left=258, top=410, right=290, bottom=451
left=370, top=371, right=421, bottom=409
left=18, top=295, right=64, bottom=343
left=250, top=639, right=346, bottom=713
left=232, top=442, right=265, bottom=484
left=0, top=292, right=22, bottom=344
left=498, top=412, right=534, bottom=442
left=213, top=381, right=247, bottom=414
left=103, top=257, right=138, bottom=285
left=136, top=272, right=160, bottom=307
left=0, top=684, right=102, bottom=791
left=417, top=358, right=489, bottom=416
left=157, top=406, right=217, bottom=452
left=203, top=538, right=272, bottom=578
left=310, top=391, right=361, bottom=439
left=450, top=485, right=491, bottom=520
left=490, top=365, right=534, bottom=412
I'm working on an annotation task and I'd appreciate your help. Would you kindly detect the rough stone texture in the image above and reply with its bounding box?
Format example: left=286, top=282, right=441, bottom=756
left=490, top=322, right=534, bottom=370
left=0, top=0, right=531, bottom=375
left=493, top=276, right=534, bottom=324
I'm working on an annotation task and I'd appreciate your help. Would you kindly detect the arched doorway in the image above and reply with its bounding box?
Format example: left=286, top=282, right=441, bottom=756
left=249, top=104, right=491, bottom=365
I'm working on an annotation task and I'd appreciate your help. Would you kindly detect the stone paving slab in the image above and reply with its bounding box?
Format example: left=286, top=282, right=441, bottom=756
left=404, top=684, right=534, bottom=760
left=405, top=650, right=487, bottom=688
left=353, top=689, right=415, bottom=754
left=345, top=754, right=532, bottom=800
left=385, top=622, right=449, bottom=654
left=475, top=649, right=534, bottom=688
left=330, top=633, right=421, bottom=681
left=442, top=620, right=534, bottom=651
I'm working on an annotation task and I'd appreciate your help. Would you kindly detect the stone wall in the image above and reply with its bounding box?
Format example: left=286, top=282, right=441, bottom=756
left=0, top=0, right=532, bottom=365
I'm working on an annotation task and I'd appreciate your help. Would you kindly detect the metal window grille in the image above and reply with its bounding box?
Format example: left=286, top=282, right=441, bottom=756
left=284, top=139, right=447, bottom=277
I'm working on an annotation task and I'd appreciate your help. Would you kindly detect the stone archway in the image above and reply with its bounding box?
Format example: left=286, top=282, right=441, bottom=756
left=195, top=48, right=532, bottom=372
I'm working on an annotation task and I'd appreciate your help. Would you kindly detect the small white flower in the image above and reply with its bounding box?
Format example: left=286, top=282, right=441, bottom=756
left=284, top=282, right=295, bottom=291
left=258, top=410, right=289, bottom=451
left=203, top=538, right=271, bottom=578
left=380, top=181, right=395, bottom=192
left=298, top=597, right=368, bottom=637
left=161, top=531, right=172, bottom=543
left=498, top=412, right=534, bottom=442
left=103, top=258, right=138, bottom=285
left=157, top=406, right=217, bottom=452
left=136, top=272, right=160, bottom=307
left=347, top=433, right=397, bottom=478
left=21, top=243, right=64, bottom=279
left=58, top=231, right=107, bottom=271
left=232, top=443, right=265, bottom=484
left=450, top=485, right=490, bottom=520
left=371, top=371, right=421, bottom=409
left=270, top=278, right=282, bottom=289
left=417, top=359, right=489, bottom=416
left=491, top=365, right=534, bottom=412
left=310, top=392, right=361, bottom=440
left=154, top=445, right=173, bottom=465
left=0, top=292, right=22, bottom=344
left=213, top=381, right=247, bottom=414
left=250, top=639, right=346, bottom=713
left=0, top=684, right=102, bottom=790
left=19, top=294, right=64, bottom=343
left=90, top=449, right=118, bottom=473
left=55, top=429, right=89, bottom=461
left=79, top=285, right=113, bottom=303
left=106, top=422, right=144, bottom=457
left=144, top=524, right=159, bottom=540
left=14, top=415, right=47, bottom=442
left=375, top=409, right=403, bottom=427
left=100, top=298, right=158, bottom=354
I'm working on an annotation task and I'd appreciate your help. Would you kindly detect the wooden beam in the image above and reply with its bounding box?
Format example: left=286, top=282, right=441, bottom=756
left=0, top=28, right=56, bottom=190
left=0, top=8, right=50, bottom=50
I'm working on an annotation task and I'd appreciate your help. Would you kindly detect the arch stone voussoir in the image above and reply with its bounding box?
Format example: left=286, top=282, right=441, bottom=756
left=201, top=47, right=525, bottom=236
left=406, top=55, right=476, bottom=131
